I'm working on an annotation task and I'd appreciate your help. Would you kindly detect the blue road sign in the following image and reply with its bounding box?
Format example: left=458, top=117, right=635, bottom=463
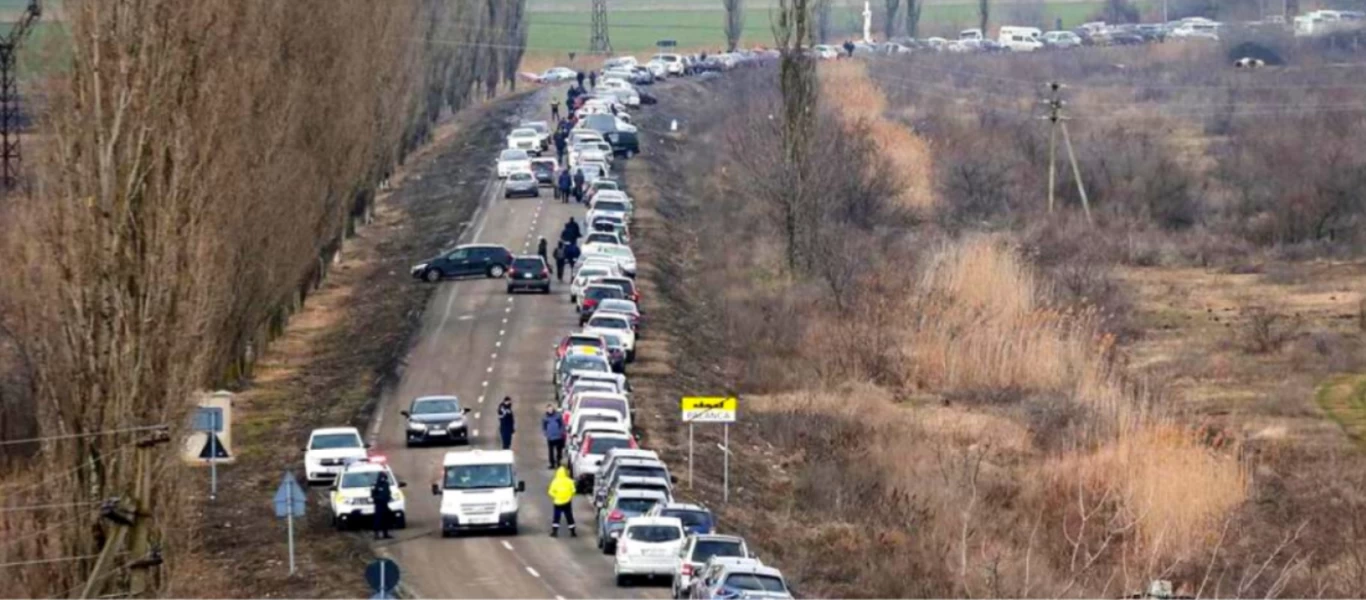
left=192, top=407, right=223, bottom=433
left=365, top=558, right=400, bottom=593
left=272, top=472, right=306, bottom=518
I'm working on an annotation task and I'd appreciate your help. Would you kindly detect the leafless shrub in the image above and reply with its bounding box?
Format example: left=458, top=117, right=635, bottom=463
left=1240, top=304, right=1305, bottom=354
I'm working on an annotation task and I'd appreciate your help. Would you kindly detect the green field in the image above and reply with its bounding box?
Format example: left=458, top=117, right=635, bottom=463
left=527, top=1, right=1133, bottom=53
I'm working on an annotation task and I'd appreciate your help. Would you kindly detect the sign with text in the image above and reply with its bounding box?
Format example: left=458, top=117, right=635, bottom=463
left=681, top=396, right=737, bottom=423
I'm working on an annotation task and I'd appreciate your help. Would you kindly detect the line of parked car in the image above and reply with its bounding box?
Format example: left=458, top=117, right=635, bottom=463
left=535, top=67, right=793, bottom=597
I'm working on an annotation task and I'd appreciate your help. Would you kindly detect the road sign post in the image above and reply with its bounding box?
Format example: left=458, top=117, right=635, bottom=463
left=192, top=407, right=223, bottom=501
left=366, top=558, right=400, bottom=600
left=272, top=471, right=307, bottom=575
left=681, top=396, right=737, bottom=501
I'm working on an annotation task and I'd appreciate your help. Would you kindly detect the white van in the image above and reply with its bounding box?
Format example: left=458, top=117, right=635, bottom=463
left=603, top=56, right=638, bottom=70
left=432, top=449, right=525, bottom=536
left=998, top=26, right=1043, bottom=51
left=959, top=28, right=984, bottom=41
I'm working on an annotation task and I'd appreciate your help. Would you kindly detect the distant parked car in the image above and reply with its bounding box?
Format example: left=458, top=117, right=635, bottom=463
left=496, top=149, right=532, bottom=177
left=506, top=256, right=551, bottom=294
left=1043, top=30, right=1083, bottom=49
left=504, top=171, right=540, bottom=198
left=538, top=66, right=578, bottom=82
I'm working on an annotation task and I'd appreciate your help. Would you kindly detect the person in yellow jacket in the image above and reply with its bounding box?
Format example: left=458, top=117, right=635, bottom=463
left=548, top=467, right=577, bottom=537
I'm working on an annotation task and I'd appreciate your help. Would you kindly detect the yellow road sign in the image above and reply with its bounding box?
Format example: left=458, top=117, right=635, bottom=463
left=681, top=396, right=737, bottom=423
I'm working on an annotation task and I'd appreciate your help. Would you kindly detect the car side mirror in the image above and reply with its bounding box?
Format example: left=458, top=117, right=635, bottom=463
left=517, top=481, right=527, bottom=493
left=302, top=448, right=308, bottom=453
left=400, top=411, right=410, bottom=418
left=670, top=475, right=679, bottom=484
left=464, top=407, right=472, bottom=414
left=431, top=483, right=441, bottom=496
left=364, top=443, right=372, bottom=449
left=398, top=481, right=408, bottom=488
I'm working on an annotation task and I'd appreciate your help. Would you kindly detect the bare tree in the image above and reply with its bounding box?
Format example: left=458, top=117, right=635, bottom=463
left=773, top=0, right=819, bottom=273
left=905, top=0, right=923, bottom=37
left=724, top=0, right=745, bottom=52
left=885, top=0, right=901, bottom=39
left=815, top=0, right=833, bottom=43
left=978, top=0, right=990, bottom=34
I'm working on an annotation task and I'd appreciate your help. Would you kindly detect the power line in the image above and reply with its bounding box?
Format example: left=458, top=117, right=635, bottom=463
left=0, top=425, right=168, bottom=448
left=0, top=501, right=102, bottom=514
left=0, top=514, right=87, bottom=552
left=0, top=443, right=134, bottom=496
left=0, top=554, right=100, bottom=569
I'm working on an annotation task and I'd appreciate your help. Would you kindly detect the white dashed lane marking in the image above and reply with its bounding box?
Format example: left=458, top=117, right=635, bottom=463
left=526, top=567, right=541, bottom=578
left=502, top=541, right=514, bottom=551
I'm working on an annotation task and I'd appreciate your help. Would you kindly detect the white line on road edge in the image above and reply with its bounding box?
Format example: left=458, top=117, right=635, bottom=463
left=502, top=541, right=514, bottom=551
left=525, top=566, right=541, bottom=578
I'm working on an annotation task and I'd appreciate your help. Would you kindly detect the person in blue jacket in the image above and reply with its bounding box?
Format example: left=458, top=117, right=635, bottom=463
left=557, top=168, right=573, bottom=203
left=542, top=404, right=566, bottom=469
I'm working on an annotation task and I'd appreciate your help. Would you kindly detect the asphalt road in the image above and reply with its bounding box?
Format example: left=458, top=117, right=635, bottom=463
left=365, top=93, right=669, bottom=600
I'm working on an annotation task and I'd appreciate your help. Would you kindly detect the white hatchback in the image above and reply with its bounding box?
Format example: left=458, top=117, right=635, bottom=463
left=615, top=516, right=686, bottom=586
left=497, top=149, right=532, bottom=178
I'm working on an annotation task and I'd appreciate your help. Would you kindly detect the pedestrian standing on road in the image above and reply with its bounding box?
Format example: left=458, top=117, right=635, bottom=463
left=564, top=240, right=581, bottom=274
left=497, top=396, right=516, bottom=450
left=547, top=467, right=577, bottom=537
left=843, top=39, right=855, bottom=57
left=561, top=217, right=582, bottom=245
left=370, top=472, right=394, bottom=540
left=572, top=169, right=586, bottom=203
left=553, top=242, right=567, bottom=281
left=551, top=98, right=561, bottom=121
left=576, top=71, right=586, bottom=87
left=542, top=404, right=566, bottom=469
left=589, top=70, right=598, bottom=89
left=557, top=169, right=573, bottom=203
left=554, top=131, right=567, bottom=165
left=538, top=237, right=549, bottom=266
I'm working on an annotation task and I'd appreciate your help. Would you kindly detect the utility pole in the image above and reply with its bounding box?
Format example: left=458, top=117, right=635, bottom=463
left=589, top=0, right=613, bottom=55
left=1041, top=82, right=1092, bottom=223
left=0, top=0, right=40, bottom=192
left=80, top=428, right=169, bottom=599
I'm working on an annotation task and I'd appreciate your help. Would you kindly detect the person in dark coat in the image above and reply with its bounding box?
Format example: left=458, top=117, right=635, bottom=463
left=572, top=169, right=586, bottom=203
left=576, top=71, right=585, bottom=87
left=553, top=242, right=568, bottom=281
left=564, top=241, right=581, bottom=274
left=550, top=98, right=561, bottom=121
left=557, top=169, right=573, bottom=203
left=537, top=237, right=549, bottom=266
left=542, top=404, right=567, bottom=469
left=588, top=70, right=597, bottom=88
left=371, top=472, right=394, bottom=539
left=843, top=40, right=855, bottom=57
left=497, top=396, right=516, bottom=450
left=561, top=217, right=582, bottom=245
left=554, top=132, right=567, bottom=165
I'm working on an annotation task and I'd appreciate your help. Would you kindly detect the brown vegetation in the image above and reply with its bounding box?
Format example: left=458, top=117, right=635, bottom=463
left=0, top=0, right=527, bottom=596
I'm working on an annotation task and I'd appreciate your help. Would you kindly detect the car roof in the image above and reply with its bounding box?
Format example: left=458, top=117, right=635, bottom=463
left=705, top=556, right=763, bottom=570
left=585, top=284, right=624, bottom=292
left=605, top=448, right=657, bottom=460
left=510, top=128, right=536, bottom=135
left=340, top=461, right=390, bottom=474
left=412, top=395, right=460, bottom=404
left=311, top=427, right=361, bottom=436
left=614, top=489, right=669, bottom=500
left=722, top=564, right=785, bottom=579
left=692, top=533, right=746, bottom=544
left=624, top=516, right=684, bottom=527
left=586, top=431, right=632, bottom=441
left=513, top=254, right=546, bottom=262
left=443, top=449, right=514, bottom=467
left=657, top=501, right=708, bottom=512
left=568, top=333, right=606, bottom=343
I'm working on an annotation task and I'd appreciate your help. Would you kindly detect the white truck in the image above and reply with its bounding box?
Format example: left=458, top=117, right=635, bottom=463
left=998, top=26, right=1043, bottom=51
left=431, top=449, right=526, bottom=536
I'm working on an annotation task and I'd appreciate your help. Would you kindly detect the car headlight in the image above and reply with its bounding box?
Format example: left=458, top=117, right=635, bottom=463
left=407, top=421, right=426, bottom=431
left=411, top=263, right=428, bottom=273
left=449, top=418, right=465, bottom=429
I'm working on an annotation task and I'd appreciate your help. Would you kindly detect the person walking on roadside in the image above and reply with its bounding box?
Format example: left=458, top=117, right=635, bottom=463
left=551, top=98, right=561, bottom=121
left=370, top=472, right=395, bottom=540
left=557, top=168, right=573, bottom=203
left=843, top=39, right=855, bottom=57
left=547, top=467, right=577, bottom=537
left=588, top=70, right=598, bottom=89
left=564, top=240, right=581, bottom=275
left=554, top=131, right=567, bottom=164
left=576, top=71, right=585, bottom=88
left=561, top=216, right=582, bottom=245
left=537, top=237, right=549, bottom=266
left=542, top=404, right=566, bottom=469
left=497, top=396, right=516, bottom=450
left=572, top=169, right=586, bottom=203
left=553, top=242, right=568, bottom=281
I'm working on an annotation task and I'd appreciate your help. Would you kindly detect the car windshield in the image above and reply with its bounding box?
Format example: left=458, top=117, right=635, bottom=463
left=500, top=150, right=527, bottom=160
left=598, top=246, right=632, bottom=258
left=595, top=201, right=627, bottom=212
left=589, top=436, right=632, bottom=455
left=618, top=465, right=668, bottom=479
left=532, top=161, right=554, bottom=172
left=563, top=355, right=609, bottom=372
left=602, top=281, right=636, bottom=296
left=725, top=574, right=787, bottom=593
left=526, top=123, right=548, bottom=134
left=581, top=398, right=627, bottom=415
left=665, top=509, right=713, bottom=530
left=340, top=469, right=384, bottom=489
left=578, top=268, right=610, bottom=280
left=693, top=539, right=746, bottom=562
left=513, top=258, right=544, bottom=270
left=413, top=399, right=460, bottom=414
left=510, top=172, right=533, bottom=181
left=511, top=129, right=536, bottom=138
left=617, top=498, right=660, bottom=514
left=589, top=317, right=629, bottom=329
left=627, top=525, right=682, bottom=542
left=600, top=333, right=624, bottom=348
left=594, top=181, right=619, bottom=191
left=587, top=234, right=618, bottom=244
left=586, top=287, right=625, bottom=301
left=443, top=464, right=514, bottom=489
left=311, top=433, right=361, bottom=450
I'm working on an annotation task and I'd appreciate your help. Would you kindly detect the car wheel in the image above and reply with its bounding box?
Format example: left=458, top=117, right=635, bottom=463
left=395, top=516, right=407, bottom=530
left=616, top=574, right=628, bottom=587
left=488, top=264, right=506, bottom=278
left=625, top=149, right=635, bottom=159
left=604, top=540, right=616, bottom=554
left=506, top=285, right=515, bottom=294
left=423, top=268, right=442, bottom=283
left=503, top=192, right=510, bottom=198
left=569, top=294, right=577, bottom=304
left=506, top=516, right=518, bottom=535
left=331, top=515, right=340, bottom=529
left=541, top=285, right=551, bottom=294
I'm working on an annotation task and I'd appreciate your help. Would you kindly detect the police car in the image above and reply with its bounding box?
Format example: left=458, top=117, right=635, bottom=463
left=328, top=456, right=407, bottom=530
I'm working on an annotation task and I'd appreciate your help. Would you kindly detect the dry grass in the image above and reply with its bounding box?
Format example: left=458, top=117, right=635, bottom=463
left=818, top=60, right=936, bottom=211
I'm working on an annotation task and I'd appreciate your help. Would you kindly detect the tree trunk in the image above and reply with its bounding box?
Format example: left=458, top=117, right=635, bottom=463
left=905, top=0, right=922, bottom=38
left=885, top=0, right=901, bottom=40
left=724, top=0, right=745, bottom=52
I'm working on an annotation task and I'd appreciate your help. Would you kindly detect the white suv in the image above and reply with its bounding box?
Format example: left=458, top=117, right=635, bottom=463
left=328, top=457, right=407, bottom=530
left=304, top=427, right=368, bottom=484
left=615, top=516, right=686, bottom=586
